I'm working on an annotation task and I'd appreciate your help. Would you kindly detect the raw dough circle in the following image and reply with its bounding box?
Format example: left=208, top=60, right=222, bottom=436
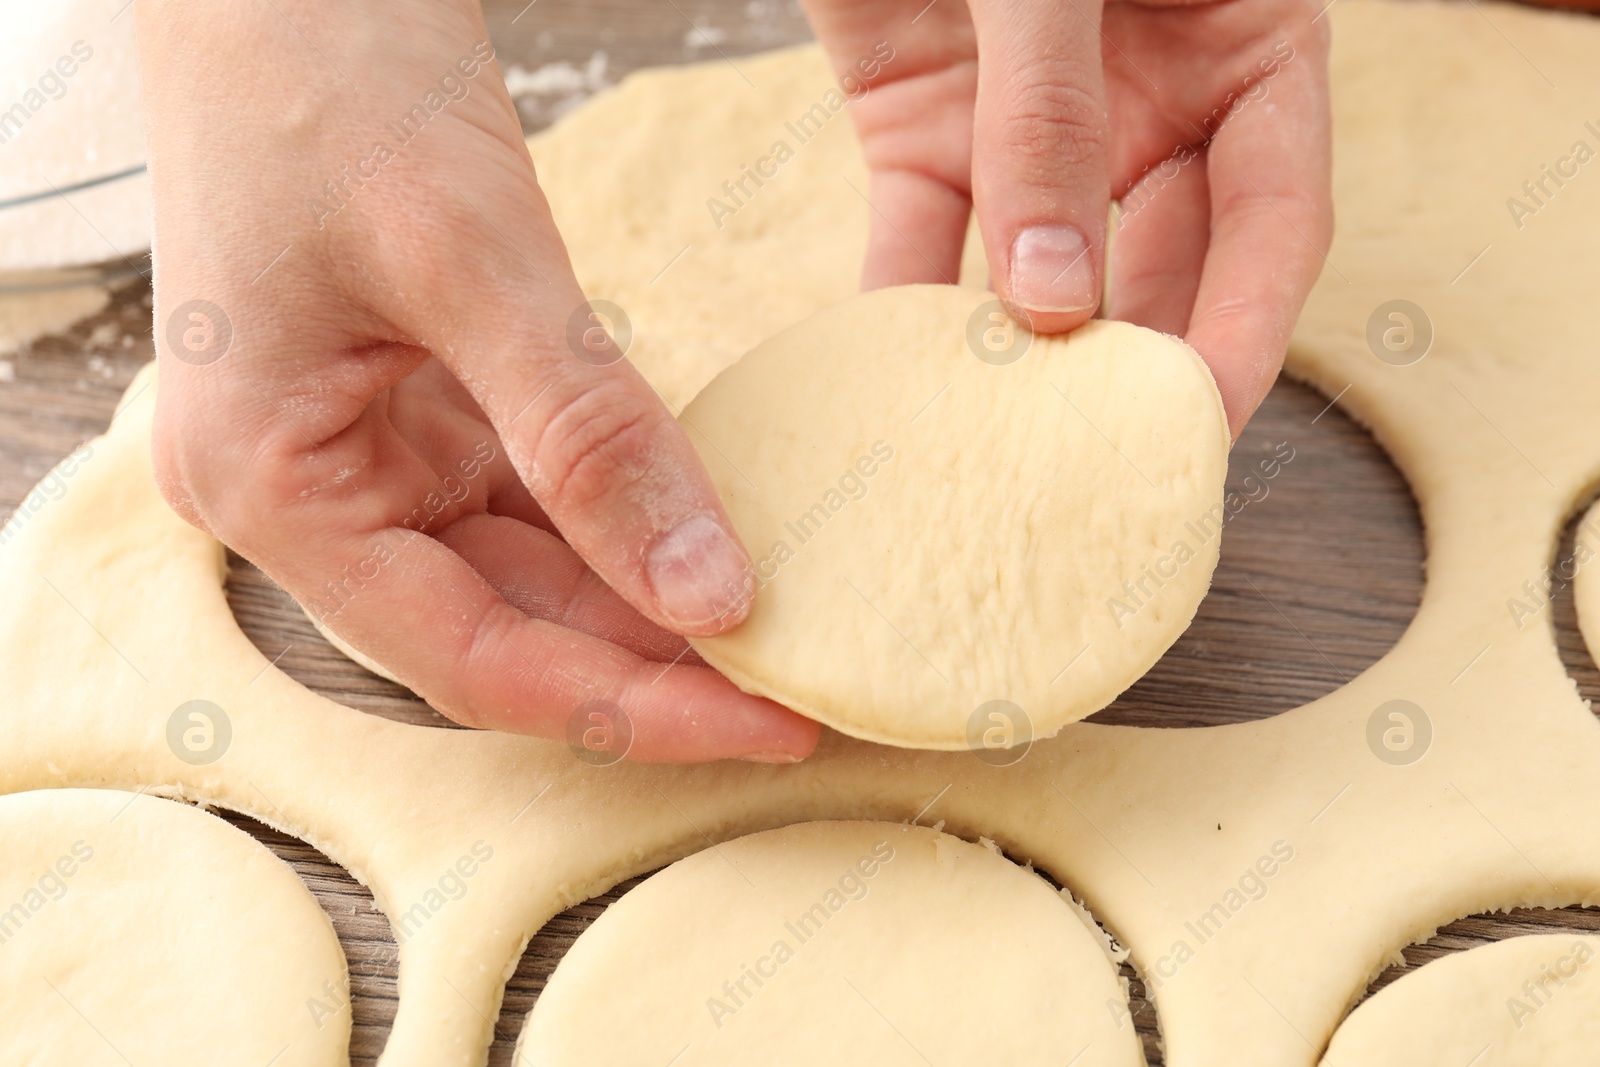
left=1321, top=935, right=1600, bottom=1065
left=517, top=820, right=1143, bottom=1067
left=0, top=788, right=349, bottom=1067
left=682, top=285, right=1229, bottom=749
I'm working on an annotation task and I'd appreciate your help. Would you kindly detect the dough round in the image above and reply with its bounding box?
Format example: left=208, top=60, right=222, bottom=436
left=308, top=609, right=406, bottom=685
left=682, top=285, right=1228, bottom=749
left=0, top=789, right=349, bottom=1067
left=517, top=821, right=1143, bottom=1067
left=1322, top=935, right=1600, bottom=1066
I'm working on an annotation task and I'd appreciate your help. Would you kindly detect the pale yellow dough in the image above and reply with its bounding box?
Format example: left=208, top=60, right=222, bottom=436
left=3, top=3, right=1600, bottom=1066
left=518, top=821, right=1143, bottom=1066
left=526, top=46, right=989, bottom=413
left=682, top=286, right=1227, bottom=748
left=1322, top=936, right=1600, bottom=1065
left=0, top=788, right=349, bottom=1066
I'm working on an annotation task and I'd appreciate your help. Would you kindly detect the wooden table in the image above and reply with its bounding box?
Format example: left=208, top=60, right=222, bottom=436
left=3, top=1, right=1598, bottom=1062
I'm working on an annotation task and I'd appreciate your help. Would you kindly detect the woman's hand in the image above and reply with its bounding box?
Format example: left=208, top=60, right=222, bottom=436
left=136, top=0, right=819, bottom=763
left=803, top=0, right=1334, bottom=437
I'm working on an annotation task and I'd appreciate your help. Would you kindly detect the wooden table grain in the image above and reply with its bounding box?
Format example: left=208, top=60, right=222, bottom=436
left=3, top=1, right=1598, bottom=1062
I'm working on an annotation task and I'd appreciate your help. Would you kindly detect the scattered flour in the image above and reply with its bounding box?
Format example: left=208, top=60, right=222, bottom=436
left=502, top=52, right=610, bottom=101
left=683, top=24, right=729, bottom=50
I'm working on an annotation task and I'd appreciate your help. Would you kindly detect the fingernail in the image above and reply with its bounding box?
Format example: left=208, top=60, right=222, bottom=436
left=647, top=512, right=754, bottom=629
left=1009, top=225, right=1097, bottom=314
left=738, top=749, right=805, bottom=764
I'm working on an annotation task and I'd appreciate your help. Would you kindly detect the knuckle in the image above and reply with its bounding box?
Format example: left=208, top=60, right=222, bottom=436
left=158, top=410, right=349, bottom=566
left=991, top=73, right=1107, bottom=173
left=209, top=434, right=301, bottom=535
left=1221, top=184, right=1332, bottom=251
left=449, top=603, right=554, bottom=729
left=529, top=379, right=664, bottom=512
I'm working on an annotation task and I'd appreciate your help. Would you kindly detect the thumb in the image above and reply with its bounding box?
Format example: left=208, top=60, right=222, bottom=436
left=390, top=177, right=757, bottom=638
left=969, top=0, right=1110, bottom=334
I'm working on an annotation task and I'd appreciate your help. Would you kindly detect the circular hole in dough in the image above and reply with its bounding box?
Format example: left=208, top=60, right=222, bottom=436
left=682, top=284, right=1229, bottom=749
left=0, top=788, right=349, bottom=1066
left=1563, top=497, right=1600, bottom=704
left=517, top=820, right=1145, bottom=1067
left=225, top=550, right=459, bottom=729
left=1091, top=377, right=1424, bottom=727
left=1323, top=933, right=1600, bottom=1065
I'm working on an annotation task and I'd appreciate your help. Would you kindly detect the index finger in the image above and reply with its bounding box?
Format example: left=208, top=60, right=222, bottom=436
left=293, top=516, right=821, bottom=763
left=378, top=165, right=760, bottom=639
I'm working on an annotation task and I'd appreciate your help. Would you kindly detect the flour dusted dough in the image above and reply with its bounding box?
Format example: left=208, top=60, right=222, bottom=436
left=0, top=788, right=348, bottom=1066
left=526, top=47, right=988, bottom=414
left=518, top=821, right=1142, bottom=1066
left=3, top=3, right=1600, bottom=1066
left=1321, top=935, right=1600, bottom=1065
left=310, top=610, right=405, bottom=684
left=682, top=286, right=1227, bottom=748
left=526, top=45, right=865, bottom=414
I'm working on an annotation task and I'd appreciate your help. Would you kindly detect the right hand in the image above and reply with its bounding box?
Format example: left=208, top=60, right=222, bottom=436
left=801, top=0, right=1334, bottom=439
